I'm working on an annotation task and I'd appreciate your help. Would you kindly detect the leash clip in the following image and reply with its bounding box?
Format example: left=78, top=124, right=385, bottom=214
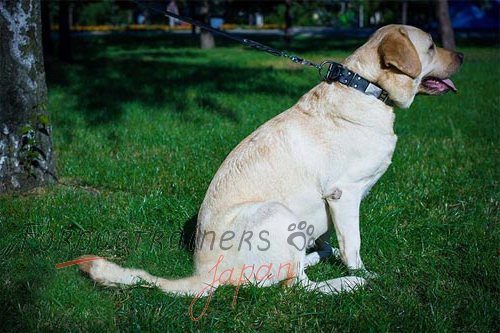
left=318, top=61, right=343, bottom=83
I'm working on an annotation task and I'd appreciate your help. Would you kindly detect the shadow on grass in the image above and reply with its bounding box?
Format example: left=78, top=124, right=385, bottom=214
left=0, top=262, right=52, bottom=331
left=180, top=214, right=198, bottom=254
left=46, top=56, right=307, bottom=126
left=45, top=33, right=361, bottom=127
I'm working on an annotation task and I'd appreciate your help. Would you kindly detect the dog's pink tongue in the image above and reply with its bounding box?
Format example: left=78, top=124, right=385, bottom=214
left=442, top=79, right=457, bottom=92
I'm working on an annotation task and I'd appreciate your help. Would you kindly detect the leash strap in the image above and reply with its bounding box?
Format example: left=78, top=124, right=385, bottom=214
left=133, top=1, right=393, bottom=105
left=135, top=1, right=322, bottom=70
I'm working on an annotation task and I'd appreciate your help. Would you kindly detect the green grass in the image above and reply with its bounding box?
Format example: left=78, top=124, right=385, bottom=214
left=1, top=34, right=498, bottom=332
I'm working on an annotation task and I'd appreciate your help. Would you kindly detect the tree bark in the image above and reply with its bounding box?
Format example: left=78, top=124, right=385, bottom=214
left=0, top=0, right=56, bottom=193
left=436, top=0, right=456, bottom=50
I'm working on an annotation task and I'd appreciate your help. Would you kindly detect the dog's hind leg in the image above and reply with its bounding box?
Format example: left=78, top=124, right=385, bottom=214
left=255, top=207, right=366, bottom=295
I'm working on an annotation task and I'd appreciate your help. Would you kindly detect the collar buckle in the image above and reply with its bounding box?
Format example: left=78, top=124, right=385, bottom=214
left=379, top=91, right=390, bottom=103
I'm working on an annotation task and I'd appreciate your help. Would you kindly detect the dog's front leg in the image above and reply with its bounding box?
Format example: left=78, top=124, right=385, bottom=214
left=324, top=186, right=366, bottom=272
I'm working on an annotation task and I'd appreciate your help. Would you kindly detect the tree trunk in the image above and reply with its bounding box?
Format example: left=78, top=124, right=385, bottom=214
left=199, top=0, right=214, bottom=49
left=200, top=30, right=215, bottom=49
left=435, top=0, right=456, bottom=50
left=59, top=0, right=72, bottom=62
left=189, top=0, right=197, bottom=35
left=0, top=0, right=56, bottom=193
left=401, top=1, right=408, bottom=25
left=284, top=0, right=292, bottom=45
left=358, top=4, right=364, bottom=28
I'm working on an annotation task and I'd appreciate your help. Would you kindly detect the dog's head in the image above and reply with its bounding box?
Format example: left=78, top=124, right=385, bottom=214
left=345, top=25, right=464, bottom=108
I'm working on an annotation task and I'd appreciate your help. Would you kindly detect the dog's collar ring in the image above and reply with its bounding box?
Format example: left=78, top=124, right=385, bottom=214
left=318, top=61, right=343, bottom=82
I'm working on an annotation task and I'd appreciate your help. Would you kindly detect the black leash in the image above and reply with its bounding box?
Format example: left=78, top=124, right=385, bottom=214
left=133, top=1, right=333, bottom=77
left=133, top=1, right=393, bottom=105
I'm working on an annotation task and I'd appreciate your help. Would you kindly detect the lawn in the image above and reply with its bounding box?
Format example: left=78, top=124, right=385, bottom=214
left=0, top=33, right=498, bottom=332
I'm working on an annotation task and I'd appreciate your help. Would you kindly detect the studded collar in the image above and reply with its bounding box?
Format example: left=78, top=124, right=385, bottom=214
left=323, top=62, right=393, bottom=106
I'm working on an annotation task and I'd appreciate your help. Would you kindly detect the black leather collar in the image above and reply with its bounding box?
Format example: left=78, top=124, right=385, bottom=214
left=324, top=62, right=393, bottom=106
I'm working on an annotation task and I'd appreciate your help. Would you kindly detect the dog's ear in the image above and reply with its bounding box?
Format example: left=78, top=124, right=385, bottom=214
left=378, top=27, right=422, bottom=79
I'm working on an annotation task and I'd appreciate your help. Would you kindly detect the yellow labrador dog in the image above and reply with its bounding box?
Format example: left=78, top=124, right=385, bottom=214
left=78, top=25, right=463, bottom=296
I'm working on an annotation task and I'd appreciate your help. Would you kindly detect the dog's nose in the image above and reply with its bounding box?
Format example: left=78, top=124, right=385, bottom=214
left=456, top=52, right=464, bottom=64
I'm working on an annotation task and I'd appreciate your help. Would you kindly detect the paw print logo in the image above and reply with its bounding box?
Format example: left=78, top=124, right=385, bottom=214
left=287, top=221, right=315, bottom=251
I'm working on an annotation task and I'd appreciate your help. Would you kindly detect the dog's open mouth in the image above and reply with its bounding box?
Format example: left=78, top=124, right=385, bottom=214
left=419, top=77, right=457, bottom=95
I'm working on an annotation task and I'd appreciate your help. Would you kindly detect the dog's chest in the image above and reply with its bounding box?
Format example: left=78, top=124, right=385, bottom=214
left=319, top=126, right=397, bottom=194
left=341, top=131, right=396, bottom=191
left=357, top=133, right=397, bottom=195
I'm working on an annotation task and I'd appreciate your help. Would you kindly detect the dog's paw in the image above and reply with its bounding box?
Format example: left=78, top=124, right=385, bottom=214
left=304, top=252, right=321, bottom=268
left=349, top=268, right=379, bottom=280
left=287, top=221, right=315, bottom=251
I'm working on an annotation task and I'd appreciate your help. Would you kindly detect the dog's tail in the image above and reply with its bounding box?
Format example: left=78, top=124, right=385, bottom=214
left=77, top=255, right=208, bottom=296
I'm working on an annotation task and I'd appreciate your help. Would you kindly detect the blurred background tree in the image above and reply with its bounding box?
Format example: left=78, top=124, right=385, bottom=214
left=38, top=0, right=499, bottom=58
left=436, top=0, right=455, bottom=49
left=77, top=1, right=130, bottom=26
